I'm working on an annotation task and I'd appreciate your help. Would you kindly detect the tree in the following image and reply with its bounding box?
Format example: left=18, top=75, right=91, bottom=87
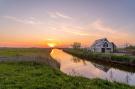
left=71, top=42, right=81, bottom=49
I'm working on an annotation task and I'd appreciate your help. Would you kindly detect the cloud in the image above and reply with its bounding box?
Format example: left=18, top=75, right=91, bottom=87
left=46, top=18, right=132, bottom=41
left=49, top=19, right=135, bottom=45
left=47, top=11, right=72, bottom=19
left=49, top=22, right=90, bottom=36
left=3, top=16, right=43, bottom=24
left=91, top=19, right=117, bottom=34
left=79, top=19, right=126, bottom=37
left=83, top=19, right=135, bottom=45
left=62, top=26, right=90, bottom=36
left=65, top=30, right=89, bottom=36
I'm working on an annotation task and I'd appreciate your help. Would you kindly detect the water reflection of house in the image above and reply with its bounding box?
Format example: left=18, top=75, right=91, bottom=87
left=90, top=38, right=117, bottom=53
left=92, top=63, right=110, bottom=72
left=107, top=69, right=135, bottom=85
left=91, top=62, right=135, bottom=85
left=72, top=57, right=86, bottom=65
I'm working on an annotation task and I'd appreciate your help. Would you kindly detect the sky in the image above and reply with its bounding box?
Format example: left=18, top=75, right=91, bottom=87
left=0, top=0, right=135, bottom=48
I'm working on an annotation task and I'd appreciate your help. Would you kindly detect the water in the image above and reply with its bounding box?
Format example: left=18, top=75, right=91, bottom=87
left=50, top=49, right=135, bottom=86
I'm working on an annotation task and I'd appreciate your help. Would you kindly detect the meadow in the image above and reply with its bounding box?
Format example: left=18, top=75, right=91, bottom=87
left=0, top=48, right=59, bottom=68
left=0, top=61, right=134, bottom=89
left=0, top=48, right=51, bottom=57
left=0, top=48, right=134, bottom=89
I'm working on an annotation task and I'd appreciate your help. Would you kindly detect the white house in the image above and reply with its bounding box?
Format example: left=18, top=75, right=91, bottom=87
left=90, top=38, right=116, bottom=53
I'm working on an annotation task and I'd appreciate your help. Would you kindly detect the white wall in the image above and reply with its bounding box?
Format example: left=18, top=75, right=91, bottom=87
left=90, top=41, right=114, bottom=53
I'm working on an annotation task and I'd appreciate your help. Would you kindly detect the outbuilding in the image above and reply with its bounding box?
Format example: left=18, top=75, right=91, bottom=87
left=90, top=38, right=116, bottom=53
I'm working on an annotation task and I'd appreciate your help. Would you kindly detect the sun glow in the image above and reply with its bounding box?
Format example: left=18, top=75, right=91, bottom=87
left=47, top=43, right=56, bottom=48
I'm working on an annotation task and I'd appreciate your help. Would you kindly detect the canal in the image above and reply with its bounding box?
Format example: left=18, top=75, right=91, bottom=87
left=50, top=49, right=135, bottom=86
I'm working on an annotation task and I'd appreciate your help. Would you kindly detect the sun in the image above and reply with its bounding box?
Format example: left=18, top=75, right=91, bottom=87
left=47, top=43, right=56, bottom=48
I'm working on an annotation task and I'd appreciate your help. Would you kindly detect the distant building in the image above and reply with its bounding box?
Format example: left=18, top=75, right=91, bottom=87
left=90, top=38, right=116, bottom=53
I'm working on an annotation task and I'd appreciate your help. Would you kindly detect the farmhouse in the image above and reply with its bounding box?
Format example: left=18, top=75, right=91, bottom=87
left=90, top=38, right=116, bottom=53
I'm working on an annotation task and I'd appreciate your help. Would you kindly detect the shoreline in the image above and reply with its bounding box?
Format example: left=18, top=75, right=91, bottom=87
left=0, top=61, right=134, bottom=89
left=63, top=49, right=135, bottom=67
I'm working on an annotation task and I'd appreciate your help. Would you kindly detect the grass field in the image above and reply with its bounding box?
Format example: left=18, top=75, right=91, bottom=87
left=0, top=61, right=134, bottom=89
left=0, top=48, right=134, bottom=89
left=0, top=48, right=59, bottom=68
left=0, top=48, right=51, bottom=57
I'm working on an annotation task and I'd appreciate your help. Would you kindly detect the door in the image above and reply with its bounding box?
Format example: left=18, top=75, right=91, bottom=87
left=102, top=48, right=105, bottom=53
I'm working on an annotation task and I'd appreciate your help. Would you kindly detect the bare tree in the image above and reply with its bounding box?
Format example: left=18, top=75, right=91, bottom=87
left=71, top=42, right=81, bottom=49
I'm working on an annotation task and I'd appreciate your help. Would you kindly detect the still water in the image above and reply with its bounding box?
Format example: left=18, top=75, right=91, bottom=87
left=50, top=49, right=135, bottom=86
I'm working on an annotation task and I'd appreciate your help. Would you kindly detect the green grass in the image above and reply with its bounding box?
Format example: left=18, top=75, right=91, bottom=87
left=0, top=48, right=60, bottom=69
left=64, top=49, right=135, bottom=66
left=0, top=48, right=51, bottom=57
left=0, top=61, right=134, bottom=89
left=118, top=47, right=135, bottom=55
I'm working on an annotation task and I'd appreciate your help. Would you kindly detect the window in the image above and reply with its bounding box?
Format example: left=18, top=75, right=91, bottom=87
left=103, top=42, right=108, bottom=47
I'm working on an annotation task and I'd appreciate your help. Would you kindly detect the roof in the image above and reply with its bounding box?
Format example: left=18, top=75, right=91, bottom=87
left=91, top=38, right=109, bottom=47
left=111, top=42, right=117, bottom=47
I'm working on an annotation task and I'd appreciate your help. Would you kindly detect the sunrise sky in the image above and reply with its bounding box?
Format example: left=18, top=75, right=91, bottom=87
left=0, top=0, right=135, bottom=48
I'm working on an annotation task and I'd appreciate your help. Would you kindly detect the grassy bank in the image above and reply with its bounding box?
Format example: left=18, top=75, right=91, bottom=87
left=0, top=61, right=134, bottom=89
left=0, top=48, right=59, bottom=68
left=64, top=49, right=135, bottom=66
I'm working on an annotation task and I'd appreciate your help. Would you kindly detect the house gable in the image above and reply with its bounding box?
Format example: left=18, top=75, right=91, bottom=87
left=90, top=38, right=116, bottom=53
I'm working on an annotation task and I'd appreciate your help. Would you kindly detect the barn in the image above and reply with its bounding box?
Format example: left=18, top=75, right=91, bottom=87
left=90, top=38, right=116, bottom=53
